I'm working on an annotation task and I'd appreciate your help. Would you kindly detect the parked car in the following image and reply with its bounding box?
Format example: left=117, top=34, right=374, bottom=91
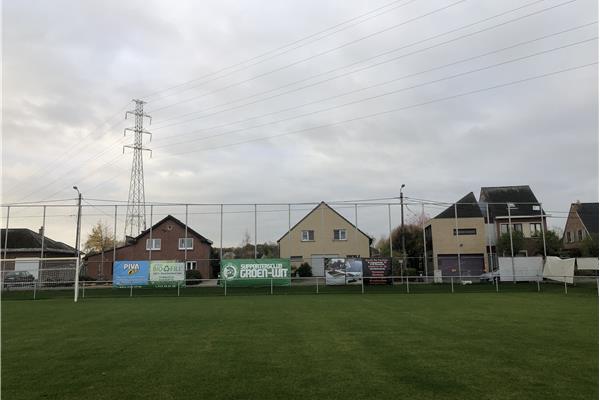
left=479, top=270, right=500, bottom=283
left=3, top=271, right=35, bottom=288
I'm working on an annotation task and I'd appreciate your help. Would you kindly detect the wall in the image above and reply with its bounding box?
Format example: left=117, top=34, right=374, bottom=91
left=85, top=219, right=212, bottom=280
left=562, top=204, right=588, bottom=251
left=279, top=203, right=371, bottom=270
left=427, top=217, right=488, bottom=272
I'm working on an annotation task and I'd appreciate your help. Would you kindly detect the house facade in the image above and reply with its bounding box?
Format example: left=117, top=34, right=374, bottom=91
left=278, top=202, right=372, bottom=276
left=425, top=192, right=489, bottom=276
left=479, top=186, right=547, bottom=258
left=84, top=215, right=213, bottom=280
left=0, top=228, right=77, bottom=280
left=562, top=202, right=598, bottom=255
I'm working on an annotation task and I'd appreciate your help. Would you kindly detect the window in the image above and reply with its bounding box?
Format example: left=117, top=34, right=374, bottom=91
left=146, top=238, right=161, bottom=250
left=566, top=231, right=572, bottom=243
left=500, top=223, right=522, bottom=235
left=513, top=223, right=522, bottom=232
left=577, top=230, right=583, bottom=242
left=178, top=238, right=194, bottom=250
left=186, top=261, right=197, bottom=271
left=333, top=229, right=347, bottom=240
left=301, top=230, right=314, bottom=241
left=530, top=223, right=542, bottom=235
left=532, top=205, right=541, bottom=211
left=290, top=256, right=303, bottom=262
left=453, top=228, right=477, bottom=235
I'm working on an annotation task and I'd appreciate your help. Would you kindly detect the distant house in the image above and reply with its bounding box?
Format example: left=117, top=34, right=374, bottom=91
left=0, top=228, right=77, bottom=280
left=425, top=192, right=489, bottom=277
left=278, top=202, right=373, bottom=276
left=84, top=215, right=213, bottom=280
left=479, top=185, right=547, bottom=257
left=562, top=202, right=598, bottom=255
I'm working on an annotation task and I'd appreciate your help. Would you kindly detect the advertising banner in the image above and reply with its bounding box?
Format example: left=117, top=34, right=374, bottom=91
left=325, top=258, right=347, bottom=285
left=220, top=259, right=291, bottom=287
left=113, top=261, right=150, bottom=287
left=363, top=258, right=392, bottom=285
left=149, top=261, right=185, bottom=288
left=345, top=258, right=363, bottom=285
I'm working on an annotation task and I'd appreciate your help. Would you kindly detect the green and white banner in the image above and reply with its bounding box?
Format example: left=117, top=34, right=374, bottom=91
left=220, top=259, right=291, bottom=287
left=149, top=260, right=185, bottom=288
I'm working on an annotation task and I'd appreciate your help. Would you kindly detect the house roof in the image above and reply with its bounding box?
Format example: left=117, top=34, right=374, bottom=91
left=479, top=185, right=544, bottom=219
left=135, top=214, right=213, bottom=245
left=277, top=202, right=373, bottom=244
left=85, top=214, right=212, bottom=258
left=0, top=228, right=77, bottom=255
left=434, top=192, right=483, bottom=219
left=574, top=202, right=599, bottom=235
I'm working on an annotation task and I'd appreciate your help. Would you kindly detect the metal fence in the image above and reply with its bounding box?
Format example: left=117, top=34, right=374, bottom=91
left=1, top=273, right=597, bottom=301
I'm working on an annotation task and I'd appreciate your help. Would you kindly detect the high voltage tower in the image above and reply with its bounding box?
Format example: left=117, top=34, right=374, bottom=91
left=123, top=99, right=152, bottom=237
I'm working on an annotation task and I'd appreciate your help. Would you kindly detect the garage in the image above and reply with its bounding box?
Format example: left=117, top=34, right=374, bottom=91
left=437, top=254, right=484, bottom=277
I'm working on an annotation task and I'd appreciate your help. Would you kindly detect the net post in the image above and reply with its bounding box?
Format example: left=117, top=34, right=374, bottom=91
left=130, top=285, right=133, bottom=297
left=422, top=202, right=428, bottom=281
left=361, top=274, right=365, bottom=294
left=316, top=276, right=319, bottom=294
left=2, top=206, right=10, bottom=268
left=33, top=280, right=37, bottom=300
left=270, top=278, right=273, bottom=295
left=82, top=281, right=85, bottom=299
left=224, top=276, right=227, bottom=297
left=564, top=279, right=567, bottom=295
left=177, top=281, right=180, bottom=297
left=406, top=275, right=410, bottom=293
left=495, top=277, right=499, bottom=292
left=451, top=276, right=454, bottom=293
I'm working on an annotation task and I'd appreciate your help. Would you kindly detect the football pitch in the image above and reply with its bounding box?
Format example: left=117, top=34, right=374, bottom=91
left=2, top=292, right=598, bottom=400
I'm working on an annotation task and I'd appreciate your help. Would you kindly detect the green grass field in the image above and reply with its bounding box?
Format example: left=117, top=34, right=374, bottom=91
left=2, top=291, right=598, bottom=400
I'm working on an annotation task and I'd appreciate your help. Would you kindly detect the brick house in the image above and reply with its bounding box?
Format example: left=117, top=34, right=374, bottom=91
left=562, top=202, right=598, bottom=255
left=84, top=215, right=213, bottom=280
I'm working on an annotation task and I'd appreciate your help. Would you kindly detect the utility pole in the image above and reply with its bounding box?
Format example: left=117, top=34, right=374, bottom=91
left=124, top=99, right=152, bottom=238
left=73, top=186, right=82, bottom=303
left=400, top=184, right=406, bottom=275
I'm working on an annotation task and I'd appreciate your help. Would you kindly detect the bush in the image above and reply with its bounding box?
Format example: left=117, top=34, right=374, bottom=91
left=404, top=267, right=417, bottom=278
left=297, top=262, right=313, bottom=277
left=186, top=269, right=202, bottom=285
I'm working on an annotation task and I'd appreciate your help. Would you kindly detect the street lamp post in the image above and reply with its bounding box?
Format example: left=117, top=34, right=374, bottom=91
left=73, top=186, right=82, bottom=303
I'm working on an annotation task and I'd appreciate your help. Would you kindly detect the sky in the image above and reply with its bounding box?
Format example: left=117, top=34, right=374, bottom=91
left=1, top=0, right=598, bottom=247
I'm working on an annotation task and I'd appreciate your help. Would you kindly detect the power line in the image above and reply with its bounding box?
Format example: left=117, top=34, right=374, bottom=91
left=4, top=106, right=129, bottom=197
left=154, top=62, right=598, bottom=157
left=36, top=60, right=597, bottom=201
left=150, top=21, right=597, bottom=146
left=147, top=0, right=469, bottom=113
left=140, top=0, right=420, bottom=101
left=150, top=37, right=596, bottom=151
left=147, top=0, right=556, bottom=120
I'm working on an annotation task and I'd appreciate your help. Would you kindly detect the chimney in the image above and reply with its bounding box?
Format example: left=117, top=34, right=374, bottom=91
left=39, top=226, right=45, bottom=236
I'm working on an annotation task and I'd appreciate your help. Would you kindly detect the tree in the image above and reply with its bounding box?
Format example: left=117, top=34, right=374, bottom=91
left=83, top=221, right=118, bottom=254
left=375, top=224, right=425, bottom=273
left=496, top=231, right=524, bottom=256
left=580, top=234, right=599, bottom=257
left=532, top=230, right=562, bottom=256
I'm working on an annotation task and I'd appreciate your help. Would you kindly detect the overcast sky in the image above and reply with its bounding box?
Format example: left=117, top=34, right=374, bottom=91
left=2, top=0, right=598, bottom=247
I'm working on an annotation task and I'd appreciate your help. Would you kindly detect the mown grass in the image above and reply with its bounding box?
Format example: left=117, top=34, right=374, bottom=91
left=2, top=291, right=597, bottom=399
